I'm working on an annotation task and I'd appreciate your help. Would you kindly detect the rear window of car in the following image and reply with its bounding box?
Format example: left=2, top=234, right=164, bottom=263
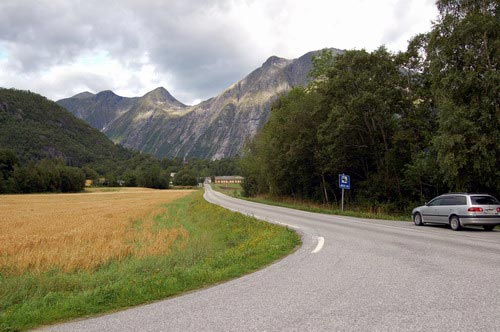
left=471, top=196, right=500, bottom=205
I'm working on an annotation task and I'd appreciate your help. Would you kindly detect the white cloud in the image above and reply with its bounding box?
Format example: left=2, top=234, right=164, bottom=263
left=0, top=0, right=438, bottom=103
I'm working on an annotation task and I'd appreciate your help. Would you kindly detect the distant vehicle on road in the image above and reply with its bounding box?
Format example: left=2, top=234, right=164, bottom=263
left=412, top=193, right=500, bottom=231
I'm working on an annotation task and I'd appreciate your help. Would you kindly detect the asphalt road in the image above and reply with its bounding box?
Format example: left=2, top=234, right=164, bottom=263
left=40, top=185, right=500, bottom=331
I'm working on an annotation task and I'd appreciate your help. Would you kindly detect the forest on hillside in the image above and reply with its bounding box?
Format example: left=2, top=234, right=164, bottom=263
left=240, top=0, right=499, bottom=212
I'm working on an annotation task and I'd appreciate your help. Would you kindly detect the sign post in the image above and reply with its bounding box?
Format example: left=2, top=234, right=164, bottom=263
left=338, top=174, right=350, bottom=211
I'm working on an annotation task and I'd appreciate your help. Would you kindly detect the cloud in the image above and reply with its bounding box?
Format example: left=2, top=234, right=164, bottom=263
left=0, top=0, right=438, bottom=104
left=381, top=0, right=438, bottom=51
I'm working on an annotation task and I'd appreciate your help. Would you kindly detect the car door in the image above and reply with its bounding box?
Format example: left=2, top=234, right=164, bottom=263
left=436, top=197, right=453, bottom=223
left=422, top=198, right=443, bottom=223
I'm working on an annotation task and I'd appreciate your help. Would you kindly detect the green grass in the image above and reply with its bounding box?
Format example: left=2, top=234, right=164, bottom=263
left=246, top=196, right=411, bottom=221
left=0, top=191, right=300, bottom=332
left=212, top=183, right=243, bottom=197
left=212, top=184, right=410, bottom=222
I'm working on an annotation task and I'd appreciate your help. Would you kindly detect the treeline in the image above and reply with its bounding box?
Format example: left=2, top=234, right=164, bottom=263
left=241, top=0, right=499, bottom=212
left=90, top=156, right=240, bottom=189
left=0, top=149, right=174, bottom=193
left=0, top=150, right=85, bottom=193
left=0, top=147, right=241, bottom=193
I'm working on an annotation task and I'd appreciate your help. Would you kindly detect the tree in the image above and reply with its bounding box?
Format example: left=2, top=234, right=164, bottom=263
left=396, top=34, right=443, bottom=201
left=123, top=170, right=139, bottom=187
left=240, top=88, right=321, bottom=199
left=427, top=0, right=499, bottom=193
left=0, top=149, right=19, bottom=193
left=241, top=48, right=421, bottom=208
left=37, top=159, right=63, bottom=192
left=173, top=168, right=198, bottom=186
left=59, top=167, right=85, bottom=192
left=315, top=47, right=413, bottom=203
left=13, top=164, right=45, bottom=193
left=138, top=164, right=169, bottom=189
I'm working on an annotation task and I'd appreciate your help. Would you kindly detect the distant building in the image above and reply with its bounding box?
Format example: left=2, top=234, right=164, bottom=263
left=214, top=176, right=244, bottom=184
left=85, top=179, right=93, bottom=187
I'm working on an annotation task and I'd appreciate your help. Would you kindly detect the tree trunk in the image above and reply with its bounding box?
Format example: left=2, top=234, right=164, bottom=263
left=321, top=173, right=329, bottom=204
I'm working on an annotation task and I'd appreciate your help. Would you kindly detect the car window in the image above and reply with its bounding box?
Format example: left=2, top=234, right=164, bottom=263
left=440, top=198, right=453, bottom=205
left=446, top=196, right=467, bottom=205
left=471, top=196, right=500, bottom=205
left=427, top=198, right=443, bottom=206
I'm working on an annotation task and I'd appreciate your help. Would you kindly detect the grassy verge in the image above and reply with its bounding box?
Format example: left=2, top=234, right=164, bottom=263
left=0, top=191, right=300, bottom=331
left=212, top=184, right=410, bottom=221
left=212, top=183, right=243, bottom=197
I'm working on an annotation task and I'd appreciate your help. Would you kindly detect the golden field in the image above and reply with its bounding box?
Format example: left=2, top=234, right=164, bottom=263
left=0, top=188, right=194, bottom=274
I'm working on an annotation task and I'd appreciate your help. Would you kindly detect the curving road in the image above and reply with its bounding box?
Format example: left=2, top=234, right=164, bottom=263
left=40, top=185, right=500, bottom=331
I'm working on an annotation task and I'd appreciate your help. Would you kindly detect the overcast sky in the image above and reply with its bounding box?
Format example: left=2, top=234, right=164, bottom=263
left=0, top=0, right=438, bottom=105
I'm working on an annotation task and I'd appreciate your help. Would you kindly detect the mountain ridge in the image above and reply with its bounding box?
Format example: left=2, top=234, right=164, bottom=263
left=58, top=48, right=343, bottom=159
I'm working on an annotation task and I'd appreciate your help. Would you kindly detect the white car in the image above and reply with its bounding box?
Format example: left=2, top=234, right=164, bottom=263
left=412, top=193, right=500, bottom=231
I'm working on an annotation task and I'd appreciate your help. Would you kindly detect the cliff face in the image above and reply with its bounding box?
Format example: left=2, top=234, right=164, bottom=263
left=58, top=49, right=342, bottom=159
left=57, top=90, right=138, bottom=131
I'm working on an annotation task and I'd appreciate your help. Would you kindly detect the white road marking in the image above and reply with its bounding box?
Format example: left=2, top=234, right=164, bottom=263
left=312, top=236, right=324, bottom=254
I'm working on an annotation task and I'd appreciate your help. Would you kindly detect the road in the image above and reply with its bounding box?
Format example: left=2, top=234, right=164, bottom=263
left=40, top=185, right=500, bottom=331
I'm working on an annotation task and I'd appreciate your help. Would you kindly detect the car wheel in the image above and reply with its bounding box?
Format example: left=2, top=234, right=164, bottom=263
left=450, top=216, right=462, bottom=231
left=413, top=213, right=424, bottom=226
left=483, top=225, right=495, bottom=231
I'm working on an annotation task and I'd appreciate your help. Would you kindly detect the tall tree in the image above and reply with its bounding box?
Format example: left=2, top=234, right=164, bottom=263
left=316, top=47, right=412, bottom=202
left=428, top=0, right=499, bottom=193
left=240, top=88, right=321, bottom=199
left=397, top=34, right=443, bottom=200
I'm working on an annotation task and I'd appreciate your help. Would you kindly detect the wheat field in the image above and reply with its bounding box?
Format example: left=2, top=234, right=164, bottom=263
left=0, top=188, right=194, bottom=274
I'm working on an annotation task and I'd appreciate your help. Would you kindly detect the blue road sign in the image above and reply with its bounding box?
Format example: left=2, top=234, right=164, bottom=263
left=339, top=174, right=350, bottom=189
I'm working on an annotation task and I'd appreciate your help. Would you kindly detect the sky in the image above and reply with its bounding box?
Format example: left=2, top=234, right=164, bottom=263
left=0, top=0, right=438, bottom=105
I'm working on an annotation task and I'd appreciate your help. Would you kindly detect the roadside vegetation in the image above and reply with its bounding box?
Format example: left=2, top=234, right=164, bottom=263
left=0, top=189, right=299, bottom=331
left=212, top=183, right=410, bottom=221
left=212, top=183, right=244, bottom=197
left=240, top=1, right=499, bottom=212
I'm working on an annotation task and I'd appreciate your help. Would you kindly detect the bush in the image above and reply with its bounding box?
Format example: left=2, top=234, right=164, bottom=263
left=173, top=168, right=198, bottom=186
left=60, top=167, right=85, bottom=192
left=138, top=164, right=169, bottom=189
left=0, top=152, right=85, bottom=194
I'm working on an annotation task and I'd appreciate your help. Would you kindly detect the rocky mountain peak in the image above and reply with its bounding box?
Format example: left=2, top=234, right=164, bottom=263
left=262, top=55, right=290, bottom=68
left=96, top=90, right=118, bottom=99
left=71, top=91, right=95, bottom=99
left=141, top=87, right=186, bottom=108
left=143, top=86, right=168, bottom=97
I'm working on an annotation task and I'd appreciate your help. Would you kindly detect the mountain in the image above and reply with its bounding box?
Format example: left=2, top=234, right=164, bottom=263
left=57, top=90, right=138, bottom=131
left=0, top=88, right=135, bottom=166
left=58, top=49, right=343, bottom=159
